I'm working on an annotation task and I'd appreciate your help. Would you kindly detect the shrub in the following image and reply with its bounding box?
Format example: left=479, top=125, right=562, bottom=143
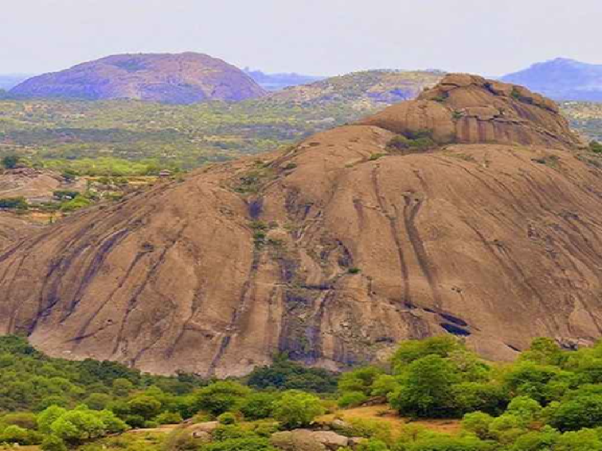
left=202, top=437, right=275, bottom=451
left=338, top=366, right=383, bottom=396
left=1, top=155, right=20, bottom=169
left=338, top=391, right=368, bottom=408
left=240, top=392, right=277, bottom=420
left=40, top=435, right=68, bottom=451
left=462, top=412, right=494, bottom=440
left=218, top=412, right=237, bottom=425
left=391, top=336, right=463, bottom=371
left=590, top=140, right=602, bottom=153
left=247, top=355, right=338, bottom=393
left=0, top=197, right=29, bottom=210
left=156, top=411, right=184, bottom=424
left=60, top=195, right=93, bottom=212
left=193, top=381, right=251, bottom=416
left=453, top=382, right=508, bottom=415
left=550, top=395, right=602, bottom=431
left=127, top=395, right=162, bottom=420
left=273, top=390, right=325, bottom=429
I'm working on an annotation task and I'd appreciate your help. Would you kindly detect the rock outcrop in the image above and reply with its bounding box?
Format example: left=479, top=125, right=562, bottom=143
left=1, top=75, right=602, bottom=376
left=10, top=53, right=266, bottom=104
left=361, top=74, right=584, bottom=149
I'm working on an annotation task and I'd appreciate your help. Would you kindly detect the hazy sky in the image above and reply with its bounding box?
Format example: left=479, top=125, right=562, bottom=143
left=2, top=0, right=601, bottom=76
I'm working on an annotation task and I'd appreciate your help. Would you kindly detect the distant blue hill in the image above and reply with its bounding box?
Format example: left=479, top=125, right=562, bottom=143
left=502, top=58, right=602, bottom=102
left=0, top=74, right=32, bottom=91
left=244, top=68, right=326, bottom=91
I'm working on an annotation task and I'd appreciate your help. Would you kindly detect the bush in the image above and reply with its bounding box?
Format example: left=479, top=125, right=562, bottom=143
left=247, top=355, right=338, bottom=393
left=1, top=155, right=20, bottom=169
left=338, top=366, right=383, bottom=396
left=550, top=395, right=602, bottom=431
left=127, top=395, right=162, bottom=420
left=201, top=437, right=275, bottom=451
left=156, top=411, right=184, bottom=424
left=462, top=412, right=494, bottom=440
left=338, top=391, right=368, bottom=408
left=240, top=392, right=277, bottom=420
left=590, top=140, right=602, bottom=153
left=193, top=381, right=251, bottom=416
left=60, top=195, right=93, bottom=212
left=453, top=382, right=508, bottom=416
left=0, top=197, right=29, bottom=210
left=218, top=412, right=237, bottom=425
left=391, top=337, right=463, bottom=372
left=273, top=390, right=325, bottom=429
left=41, top=435, right=68, bottom=451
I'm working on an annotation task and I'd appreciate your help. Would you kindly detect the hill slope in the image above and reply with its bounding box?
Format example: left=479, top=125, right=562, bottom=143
left=265, top=70, right=444, bottom=107
left=1, top=75, right=601, bottom=377
left=502, top=58, right=602, bottom=101
left=10, top=53, right=266, bottom=104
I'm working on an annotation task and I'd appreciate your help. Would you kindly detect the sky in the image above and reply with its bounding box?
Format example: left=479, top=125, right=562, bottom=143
left=1, top=0, right=601, bottom=77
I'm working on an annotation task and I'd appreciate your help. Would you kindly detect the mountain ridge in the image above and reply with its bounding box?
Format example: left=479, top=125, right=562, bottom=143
left=502, top=57, right=602, bottom=101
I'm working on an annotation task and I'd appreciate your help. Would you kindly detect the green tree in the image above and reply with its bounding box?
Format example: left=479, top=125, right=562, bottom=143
left=127, top=395, right=162, bottom=421
left=193, top=381, right=251, bottom=416
left=389, top=355, right=460, bottom=418
left=38, top=405, right=68, bottom=434
left=50, top=410, right=106, bottom=445
left=273, top=390, right=325, bottom=429
left=550, top=395, right=602, bottom=431
left=391, top=336, right=463, bottom=372
left=1, top=155, right=20, bottom=169
left=240, top=392, right=277, bottom=420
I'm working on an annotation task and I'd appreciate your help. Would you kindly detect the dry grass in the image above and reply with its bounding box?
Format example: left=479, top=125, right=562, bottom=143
left=319, top=404, right=462, bottom=436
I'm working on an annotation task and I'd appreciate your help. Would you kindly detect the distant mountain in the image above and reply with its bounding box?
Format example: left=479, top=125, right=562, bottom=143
left=10, top=53, right=267, bottom=104
left=502, top=58, right=602, bottom=101
left=0, top=74, right=31, bottom=91
left=265, top=70, right=445, bottom=107
left=244, top=68, right=326, bottom=91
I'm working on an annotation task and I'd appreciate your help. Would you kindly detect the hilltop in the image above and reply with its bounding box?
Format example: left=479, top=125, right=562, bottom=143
left=10, top=53, right=266, bottom=104
left=265, top=70, right=444, bottom=107
left=1, top=75, right=601, bottom=377
left=502, top=58, right=602, bottom=101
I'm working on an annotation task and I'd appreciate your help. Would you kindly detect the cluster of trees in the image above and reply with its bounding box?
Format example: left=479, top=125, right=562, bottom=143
left=335, top=336, right=602, bottom=450
left=7, top=335, right=602, bottom=450
left=0, top=336, right=337, bottom=449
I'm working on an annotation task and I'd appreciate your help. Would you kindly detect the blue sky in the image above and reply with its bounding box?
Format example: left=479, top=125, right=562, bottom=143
left=2, top=0, right=601, bottom=76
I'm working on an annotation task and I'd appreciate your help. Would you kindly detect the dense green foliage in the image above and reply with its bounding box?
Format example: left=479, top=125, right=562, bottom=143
left=6, top=335, right=602, bottom=449
left=0, top=97, right=369, bottom=173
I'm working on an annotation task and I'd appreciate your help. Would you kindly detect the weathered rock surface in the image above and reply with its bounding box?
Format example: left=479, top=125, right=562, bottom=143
left=1, top=75, right=602, bottom=376
left=361, top=74, right=584, bottom=149
left=0, top=212, right=37, bottom=250
left=10, top=53, right=267, bottom=104
left=271, top=430, right=350, bottom=451
left=0, top=168, right=85, bottom=203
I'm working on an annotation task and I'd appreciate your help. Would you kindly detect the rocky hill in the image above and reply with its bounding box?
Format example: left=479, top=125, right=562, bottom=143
left=265, top=70, right=444, bottom=108
left=502, top=58, right=602, bottom=101
left=1, top=75, right=601, bottom=377
left=10, top=53, right=266, bottom=104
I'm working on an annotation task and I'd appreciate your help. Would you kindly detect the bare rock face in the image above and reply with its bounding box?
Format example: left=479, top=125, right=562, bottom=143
left=361, top=74, right=584, bottom=149
left=1, top=75, right=602, bottom=376
left=0, top=213, right=37, bottom=250
left=10, top=53, right=267, bottom=104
